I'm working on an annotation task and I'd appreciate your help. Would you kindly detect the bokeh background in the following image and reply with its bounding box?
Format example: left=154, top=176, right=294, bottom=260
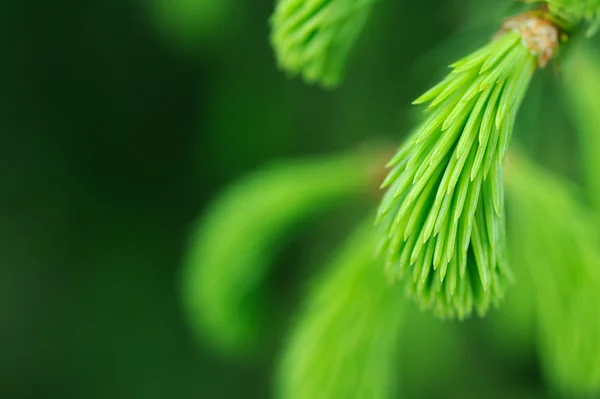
left=0, top=0, right=578, bottom=398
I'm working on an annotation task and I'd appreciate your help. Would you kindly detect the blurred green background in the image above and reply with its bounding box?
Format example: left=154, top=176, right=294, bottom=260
left=0, top=0, right=564, bottom=398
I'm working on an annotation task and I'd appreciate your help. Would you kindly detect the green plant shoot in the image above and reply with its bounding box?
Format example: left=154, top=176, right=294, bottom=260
left=270, top=0, right=377, bottom=87
left=276, top=220, right=404, bottom=399
left=375, top=14, right=562, bottom=318
left=181, top=150, right=381, bottom=355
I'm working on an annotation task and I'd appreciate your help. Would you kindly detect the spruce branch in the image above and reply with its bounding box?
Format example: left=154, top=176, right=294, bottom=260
left=543, top=0, right=600, bottom=34
left=506, top=151, right=600, bottom=397
left=181, top=150, right=382, bottom=355
left=270, top=0, right=377, bottom=87
left=376, top=13, right=560, bottom=319
left=276, top=220, right=404, bottom=399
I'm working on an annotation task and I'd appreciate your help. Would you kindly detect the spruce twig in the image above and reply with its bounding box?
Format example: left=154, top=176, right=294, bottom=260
left=270, top=0, right=378, bottom=87
left=544, top=0, right=600, bottom=34
left=376, top=12, right=560, bottom=319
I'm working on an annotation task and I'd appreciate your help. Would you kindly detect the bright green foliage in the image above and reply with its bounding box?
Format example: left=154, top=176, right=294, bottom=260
left=182, top=151, right=379, bottom=355
left=544, top=0, right=600, bottom=33
left=376, top=31, right=536, bottom=319
left=506, top=152, right=600, bottom=397
left=562, top=42, right=600, bottom=209
left=276, top=220, right=404, bottom=399
left=270, top=0, right=376, bottom=87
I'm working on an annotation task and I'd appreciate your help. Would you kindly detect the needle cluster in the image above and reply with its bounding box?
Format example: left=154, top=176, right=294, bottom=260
left=377, top=31, right=538, bottom=318
left=270, top=0, right=376, bottom=87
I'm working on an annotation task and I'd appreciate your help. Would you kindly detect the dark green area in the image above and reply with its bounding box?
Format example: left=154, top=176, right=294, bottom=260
left=0, top=0, right=575, bottom=398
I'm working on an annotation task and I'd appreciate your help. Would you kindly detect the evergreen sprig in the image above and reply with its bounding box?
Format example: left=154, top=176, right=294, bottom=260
left=376, top=25, right=552, bottom=318
left=506, top=152, right=600, bottom=397
left=544, top=0, right=600, bottom=33
left=182, top=151, right=380, bottom=355
left=270, top=0, right=377, bottom=87
left=276, top=220, right=404, bottom=399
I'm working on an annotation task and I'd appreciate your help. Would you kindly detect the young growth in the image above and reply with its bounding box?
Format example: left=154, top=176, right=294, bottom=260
left=376, top=10, right=560, bottom=319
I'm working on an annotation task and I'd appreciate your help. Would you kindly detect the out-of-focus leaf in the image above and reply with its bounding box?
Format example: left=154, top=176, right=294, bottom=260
left=562, top=41, right=600, bottom=210
left=506, top=151, right=600, bottom=397
left=181, top=149, right=383, bottom=356
left=276, top=219, right=404, bottom=399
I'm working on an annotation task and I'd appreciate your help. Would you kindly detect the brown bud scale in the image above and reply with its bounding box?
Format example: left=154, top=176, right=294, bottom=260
left=499, top=12, right=560, bottom=68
